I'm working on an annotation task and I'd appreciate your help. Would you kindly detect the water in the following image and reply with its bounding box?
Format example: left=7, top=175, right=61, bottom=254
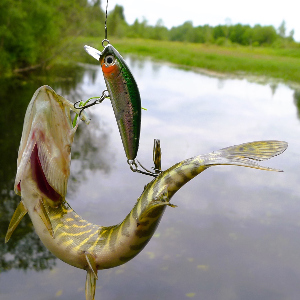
left=1, top=57, right=300, bottom=300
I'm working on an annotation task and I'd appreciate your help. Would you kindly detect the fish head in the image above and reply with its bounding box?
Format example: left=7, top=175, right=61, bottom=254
left=15, top=85, right=77, bottom=207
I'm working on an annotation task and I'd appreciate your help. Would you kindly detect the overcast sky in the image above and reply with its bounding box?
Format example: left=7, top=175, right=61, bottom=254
left=102, top=0, right=300, bottom=41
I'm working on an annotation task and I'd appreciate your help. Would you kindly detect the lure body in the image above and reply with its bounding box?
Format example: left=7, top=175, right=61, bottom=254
left=6, top=86, right=288, bottom=300
left=85, top=44, right=141, bottom=161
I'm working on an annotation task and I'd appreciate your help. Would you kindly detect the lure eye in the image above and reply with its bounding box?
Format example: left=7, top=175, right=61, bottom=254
left=104, top=55, right=115, bottom=66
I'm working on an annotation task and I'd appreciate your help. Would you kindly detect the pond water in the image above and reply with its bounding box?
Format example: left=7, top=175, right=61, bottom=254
left=1, top=56, right=300, bottom=300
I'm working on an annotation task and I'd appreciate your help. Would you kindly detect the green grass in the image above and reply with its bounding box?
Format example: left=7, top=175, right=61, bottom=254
left=56, top=37, right=300, bottom=84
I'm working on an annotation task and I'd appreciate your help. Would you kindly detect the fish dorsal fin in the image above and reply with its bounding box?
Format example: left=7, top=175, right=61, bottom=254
left=5, top=201, right=28, bottom=243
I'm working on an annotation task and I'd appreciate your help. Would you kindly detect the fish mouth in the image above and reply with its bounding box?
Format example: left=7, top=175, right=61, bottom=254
left=30, top=143, right=61, bottom=204
left=14, top=85, right=72, bottom=205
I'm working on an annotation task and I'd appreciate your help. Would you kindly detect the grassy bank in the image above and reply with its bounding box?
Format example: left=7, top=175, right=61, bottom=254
left=57, top=37, right=300, bottom=83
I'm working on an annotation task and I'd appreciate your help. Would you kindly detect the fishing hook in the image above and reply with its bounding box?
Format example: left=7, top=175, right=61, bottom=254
left=128, top=160, right=159, bottom=177
left=128, top=139, right=163, bottom=177
left=74, top=90, right=110, bottom=117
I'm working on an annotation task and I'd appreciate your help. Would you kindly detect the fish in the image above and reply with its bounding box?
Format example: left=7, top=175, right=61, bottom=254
left=84, top=43, right=141, bottom=162
left=7, top=85, right=89, bottom=239
left=5, top=86, right=288, bottom=300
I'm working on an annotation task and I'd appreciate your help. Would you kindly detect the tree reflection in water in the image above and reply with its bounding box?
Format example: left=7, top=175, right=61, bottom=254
left=293, top=90, right=300, bottom=120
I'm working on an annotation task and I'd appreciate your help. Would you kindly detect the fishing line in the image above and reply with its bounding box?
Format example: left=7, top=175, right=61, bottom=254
left=103, top=0, right=110, bottom=46
left=74, top=0, right=111, bottom=117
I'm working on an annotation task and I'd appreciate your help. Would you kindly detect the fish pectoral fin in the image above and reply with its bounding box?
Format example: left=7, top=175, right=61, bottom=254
left=85, top=269, right=97, bottom=300
left=85, top=252, right=98, bottom=280
left=166, top=203, right=178, bottom=208
left=5, top=201, right=28, bottom=243
left=35, top=198, right=54, bottom=238
left=138, top=188, right=176, bottom=223
left=152, top=188, right=177, bottom=208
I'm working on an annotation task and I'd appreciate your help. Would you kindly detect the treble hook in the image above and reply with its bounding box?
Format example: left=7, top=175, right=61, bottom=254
left=74, top=90, right=110, bottom=117
left=128, top=160, right=158, bottom=177
left=128, top=139, right=163, bottom=177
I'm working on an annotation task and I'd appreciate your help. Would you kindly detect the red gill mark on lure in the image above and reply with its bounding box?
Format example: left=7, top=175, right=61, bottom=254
left=30, top=144, right=61, bottom=203
left=17, top=182, right=21, bottom=192
left=101, top=61, right=118, bottom=75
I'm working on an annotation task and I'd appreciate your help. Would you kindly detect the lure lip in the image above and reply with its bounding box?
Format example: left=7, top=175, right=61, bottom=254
left=84, top=45, right=102, bottom=61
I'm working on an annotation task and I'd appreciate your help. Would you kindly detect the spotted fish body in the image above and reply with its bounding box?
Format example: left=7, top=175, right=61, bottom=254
left=37, top=140, right=288, bottom=270
left=6, top=86, right=288, bottom=300
left=85, top=44, right=141, bottom=161
left=7, top=135, right=287, bottom=299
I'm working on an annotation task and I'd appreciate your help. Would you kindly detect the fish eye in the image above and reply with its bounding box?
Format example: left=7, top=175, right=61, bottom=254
left=105, top=55, right=115, bottom=66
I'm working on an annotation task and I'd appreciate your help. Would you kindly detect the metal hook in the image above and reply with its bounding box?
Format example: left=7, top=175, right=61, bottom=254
left=153, top=139, right=162, bottom=174
left=128, top=139, right=163, bottom=177
left=73, top=90, right=110, bottom=117
left=128, top=160, right=158, bottom=177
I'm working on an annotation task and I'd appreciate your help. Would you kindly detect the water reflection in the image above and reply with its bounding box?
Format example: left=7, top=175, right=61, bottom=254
left=1, top=58, right=300, bottom=300
left=68, top=111, right=114, bottom=195
left=293, top=90, right=300, bottom=120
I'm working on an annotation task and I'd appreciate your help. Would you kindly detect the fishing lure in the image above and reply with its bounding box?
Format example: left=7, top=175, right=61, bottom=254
left=84, top=0, right=141, bottom=163
left=84, top=42, right=141, bottom=163
left=5, top=85, right=288, bottom=299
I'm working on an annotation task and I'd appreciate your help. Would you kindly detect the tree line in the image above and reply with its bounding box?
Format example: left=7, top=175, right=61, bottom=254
left=0, top=0, right=298, bottom=75
left=110, top=7, right=296, bottom=47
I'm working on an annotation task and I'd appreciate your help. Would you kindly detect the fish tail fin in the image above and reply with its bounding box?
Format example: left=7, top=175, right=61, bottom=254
left=207, top=140, right=288, bottom=171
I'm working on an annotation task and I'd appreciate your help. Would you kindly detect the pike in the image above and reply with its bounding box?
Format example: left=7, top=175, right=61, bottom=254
left=5, top=86, right=287, bottom=300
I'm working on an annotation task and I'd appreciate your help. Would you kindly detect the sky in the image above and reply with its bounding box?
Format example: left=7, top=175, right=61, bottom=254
left=102, top=0, right=300, bottom=41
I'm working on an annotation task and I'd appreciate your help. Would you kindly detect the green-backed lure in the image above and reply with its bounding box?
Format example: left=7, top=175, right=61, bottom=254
left=84, top=43, right=141, bottom=162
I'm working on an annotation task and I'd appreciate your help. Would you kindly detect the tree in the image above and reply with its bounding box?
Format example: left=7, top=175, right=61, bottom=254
left=152, top=19, right=169, bottom=40
left=0, top=0, right=106, bottom=75
left=213, top=25, right=226, bottom=40
left=278, top=20, right=286, bottom=38
left=288, top=29, right=295, bottom=42
left=107, top=4, right=128, bottom=37
left=169, top=21, right=194, bottom=42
